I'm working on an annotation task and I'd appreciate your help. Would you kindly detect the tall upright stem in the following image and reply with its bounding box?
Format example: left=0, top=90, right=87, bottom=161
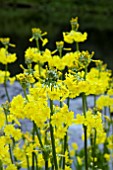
left=62, top=97, right=70, bottom=169
left=26, top=155, right=30, bottom=170
left=4, top=110, right=13, bottom=164
left=92, top=129, right=96, bottom=170
left=82, top=93, right=88, bottom=170
left=32, top=121, right=35, bottom=170
left=50, top=99, right=58, bottom=170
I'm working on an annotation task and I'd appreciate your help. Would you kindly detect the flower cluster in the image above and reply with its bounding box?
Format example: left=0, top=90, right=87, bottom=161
left=0, top=17, right=113, bottom=170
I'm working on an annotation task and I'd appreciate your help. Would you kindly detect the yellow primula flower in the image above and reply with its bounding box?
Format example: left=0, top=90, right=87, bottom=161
left=0, top=136, right=11, bottom=165
left=42, top=38, right=48, bottom=46
left=0, top=37, right=16, bottom=47
left=9, top=94, right=25, bottom=119
left=104, top=153, right=110, bottom=161
left=8, top=76, right=16, bottom=85
left=0, top=107, right=5, bottom=128
left=0, top=48, right=17, bottom=65
left=4, top=124, right=22, bottom=141
left=74, top=114, right=85, bottom=124
left=25, top=47, right=42, bottom=63
left=37, top=153, right=45, bottom=168
left=29, top=27, right=48, bottom=47
left=63, top=30, right=87, bottom=44
left=71, top=143, right=78, bottom=150
left=77, top=156, right=83, bottom=165
left=5, top=164, right=17, bottom=170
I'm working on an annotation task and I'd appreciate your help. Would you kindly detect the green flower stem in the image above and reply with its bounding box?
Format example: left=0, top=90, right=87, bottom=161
left=62, top=130, right=67, bottom=170
left=34, top=153, right=38, bottom=170
left=60, top=100, right=63, bottom=108
left=104, top=106, right=107, bottom=129
left=45, top=160, right=48, bottom=170
left=50, top=99, right=58, bottom=170
left=92, top=95, right=97, bottom=169
left=82, top=93, right=88, bottom=170
left=23, top=88, right=29, bottom=101
left=67, top=97, right=70, bottom=109
left=92, top=128, right=96, bottom=170
left=34, top=123, right=43, bottom=149
left=26, top=155, right=30, bottom=170
left=38, top=61, right=41, bottom=76
left=59, top=49, right=62, bottom=58
left=34, top=123, right=49, bottom=170
left=0, top=160, right=3, bottom=170
left=32, top=121, right=35, bottom=170
left=36, top=39, right=40, bottom=51
left=4, top=64, right=10, bottom=102
left=76, top=42, right=79, bottom=51
left=94, top=95, right=96, bottom=109
left=62, top=97, right=70, bottom=169
left=4, top=110, right=14, bottom=164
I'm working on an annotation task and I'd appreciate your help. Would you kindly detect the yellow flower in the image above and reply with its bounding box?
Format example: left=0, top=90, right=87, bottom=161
left=65, top=165, right=72, bottom=170
left=8, top=76, right=16, bottom=85
left=77, top=156, right=83, bottom=165
left=37, top=153, right=45, bottom=168
left=0, top=37, right=16, bottom=47
left=70, top=17, right=79, bottom=31
left=4, top=124, right=22, bottom=141
left=25, top=47, right=42, bottom=63
left=0, top=48, right=17, bottom=65
left=0, top=107, right=5, bottom=128
left=0, top=136, right=11, bottom=165
left=9, top=94, right=25, bottom=119
left=74, top=114, right=85, bottom=124
left=71, top=143, right=78, bottom=150
left=5, top=164, right=17, bottom=170
left=63, top=30, right=87, bottom=44
left=104, top=153, right=110, bottom=161
left=42, top=38, right=48, bottom=46
left=70, top=150, right=75, bottom=157
left=29, top=28, right=48, bottom=46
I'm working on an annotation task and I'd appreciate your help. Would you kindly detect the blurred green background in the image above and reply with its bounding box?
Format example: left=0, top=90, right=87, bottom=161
left=0, top=0, right=113, bottom=75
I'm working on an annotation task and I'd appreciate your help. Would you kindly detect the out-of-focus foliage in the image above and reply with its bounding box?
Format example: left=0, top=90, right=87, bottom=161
left=0, top=0, right=113, bottom=37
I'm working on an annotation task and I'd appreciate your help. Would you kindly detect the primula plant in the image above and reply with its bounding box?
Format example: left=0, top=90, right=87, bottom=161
left=0, top=17, right=113, bottom=170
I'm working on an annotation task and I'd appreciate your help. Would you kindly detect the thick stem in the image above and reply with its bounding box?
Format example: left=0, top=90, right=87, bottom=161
left=34, top=153, right=38, bottom=170
left=94, top=95, right=96, bottom=109
left=26, top=155, right=30, bottom=170
left=82, top=93, right=88, bottom=170
left=0, top=160, right=3, bottom=170
left=62, top=97, right=70, bottom=169
left=23, top=88, right=28, bottom=101
left=50, top=99, right=58, bottom=170
left=67, top=97, right=70, bottom=109
left=45, top=160, right=48, bottom=170
left=92, top=129, right=96, bottom=170
left=34, top=123, right=43, bottom=149
left=62, top=131, right=67, bottom=170
left=32, top=121, right=35, bottom=170
left=5, top=110, right=14, bottom=164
